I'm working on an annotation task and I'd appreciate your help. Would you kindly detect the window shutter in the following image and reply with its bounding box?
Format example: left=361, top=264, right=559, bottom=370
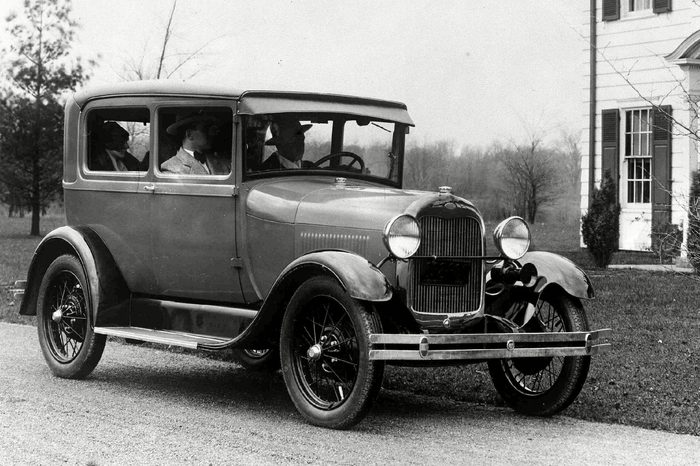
left=653, top=0, right=672, bottom=14
left=652, top=105, right=673, bottom=229
left=602, top=0, right=620, bottom=21
left=601, top=109, right=620, bottom=198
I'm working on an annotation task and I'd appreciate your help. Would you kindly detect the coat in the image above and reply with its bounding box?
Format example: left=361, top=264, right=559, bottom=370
left=91, top=150, right=145, bottom=172
left=160, top=148, right=230, bottom=175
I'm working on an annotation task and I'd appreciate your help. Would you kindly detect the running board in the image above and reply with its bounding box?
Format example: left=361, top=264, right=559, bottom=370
left=93, top=326, right=229, bottom=349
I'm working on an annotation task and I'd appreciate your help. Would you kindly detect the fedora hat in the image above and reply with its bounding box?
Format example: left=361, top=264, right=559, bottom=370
left=101, top=121, right=129, bottom=140
left=166, top=111, right=221, bottom=136
left=265, top=118, right=312, bottom=145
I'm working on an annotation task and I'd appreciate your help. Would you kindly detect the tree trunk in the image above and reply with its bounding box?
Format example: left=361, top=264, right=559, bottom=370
left=30, top=155, right=41, bottom=236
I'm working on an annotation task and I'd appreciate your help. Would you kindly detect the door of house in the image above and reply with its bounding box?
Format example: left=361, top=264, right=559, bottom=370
left=619, top=108, right=652, bottom=250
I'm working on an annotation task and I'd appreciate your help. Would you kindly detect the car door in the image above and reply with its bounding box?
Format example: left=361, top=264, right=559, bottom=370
left=69, top=99, right=157, bottom=295
left=148, top=100, right=244, bottom=303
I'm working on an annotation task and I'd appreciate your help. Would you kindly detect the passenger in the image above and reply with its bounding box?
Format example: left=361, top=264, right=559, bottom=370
left=92, top=121, right=144, bottom=171
left=261, top=118, right=312, bottom=170
left=161, top=111, right=230, bottom=175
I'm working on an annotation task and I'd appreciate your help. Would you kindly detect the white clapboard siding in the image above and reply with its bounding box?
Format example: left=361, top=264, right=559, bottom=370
left=581, top=1, right=700, bottom=252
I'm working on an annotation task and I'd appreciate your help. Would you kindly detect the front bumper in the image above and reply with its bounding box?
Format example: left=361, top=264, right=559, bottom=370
left=369, top=328, right=611, bottom=361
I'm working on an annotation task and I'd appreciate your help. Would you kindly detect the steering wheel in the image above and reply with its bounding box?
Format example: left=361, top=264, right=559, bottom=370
left=313, top=151, right=365, bottom=171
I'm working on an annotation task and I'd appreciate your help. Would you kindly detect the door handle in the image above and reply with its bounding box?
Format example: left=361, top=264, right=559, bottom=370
left=144, top=185, right=155, bottom=192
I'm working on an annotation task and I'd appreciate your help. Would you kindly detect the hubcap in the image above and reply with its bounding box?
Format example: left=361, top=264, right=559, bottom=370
left=307, top=343, right=323, bottom=360
left=52, top=308, right=63, bottom=323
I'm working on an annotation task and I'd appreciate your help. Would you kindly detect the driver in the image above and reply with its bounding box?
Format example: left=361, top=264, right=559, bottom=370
left=261, top=118, right=312, bottom=170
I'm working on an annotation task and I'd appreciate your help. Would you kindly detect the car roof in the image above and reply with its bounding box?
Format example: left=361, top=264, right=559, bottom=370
left=72, top=80, right=410, bottom=113
left=72, top=80, right=243, bottom=106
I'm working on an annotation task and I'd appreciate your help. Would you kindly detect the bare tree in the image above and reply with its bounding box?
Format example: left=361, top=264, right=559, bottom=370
left=497, top=136, right=562, bottom=223
left=117, top=0, right=221, bottom=81
left=403, top=139, right=458, bottom=192
left=558, top=129, right=582, bottom=187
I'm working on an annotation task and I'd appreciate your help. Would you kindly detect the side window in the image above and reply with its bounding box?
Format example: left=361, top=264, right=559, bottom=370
left=157, top=107, right=232, bottom=176
left=243, top=114, right=331, bottom=173
left=87, top=108, right=150, bottom=172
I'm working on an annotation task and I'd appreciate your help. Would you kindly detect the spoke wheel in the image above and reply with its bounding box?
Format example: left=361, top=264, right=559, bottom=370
left=280, top=276, right=383, bottom=429
left=488, top=290, right=590, bottom=416
left=231, top=347, right=280, bottom=371
left=37, top=255, right=106, bottom=379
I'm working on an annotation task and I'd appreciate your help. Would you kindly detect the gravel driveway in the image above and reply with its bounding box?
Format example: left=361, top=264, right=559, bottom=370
left=1, top=322, right=698, bottom=465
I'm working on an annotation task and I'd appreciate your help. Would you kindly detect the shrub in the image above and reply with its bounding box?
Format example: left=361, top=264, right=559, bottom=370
left=687, top=171, right=700, bottom=273
left=581, top=171, right=620, bottom=268
left=650, top=222, right=683, bottom=264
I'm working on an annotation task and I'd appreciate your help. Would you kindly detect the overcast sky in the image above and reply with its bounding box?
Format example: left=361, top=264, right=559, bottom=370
left=1, top=0, right=584, bottom=149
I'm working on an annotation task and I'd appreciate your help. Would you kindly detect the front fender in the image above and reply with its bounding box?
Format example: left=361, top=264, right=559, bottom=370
left=277, top=250, right=392, bottom=302
left=520, top=251, right=594, bottom=299
left=19, top=226, right=130, bottom=325
left=235, top=250, right=392, bottom=347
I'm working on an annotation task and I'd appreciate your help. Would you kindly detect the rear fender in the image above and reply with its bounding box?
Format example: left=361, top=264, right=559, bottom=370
left=19, top=226, right=130, bottom=326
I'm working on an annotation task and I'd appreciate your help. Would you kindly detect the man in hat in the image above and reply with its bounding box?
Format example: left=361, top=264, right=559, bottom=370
left=161, top=111, right=230, bottom=175
left=261, top=118, right=312, bottom=170
left=91, top=121, right=144, bottom=172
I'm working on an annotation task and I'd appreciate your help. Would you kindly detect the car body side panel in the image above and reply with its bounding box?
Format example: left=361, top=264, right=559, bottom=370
left=242, top=178, right=421, bottom=300
left=65, top=187, right=155, bottom=295
left=150, top=185, right=242, bottom=303
left=244, top=214, right=296, bottom=300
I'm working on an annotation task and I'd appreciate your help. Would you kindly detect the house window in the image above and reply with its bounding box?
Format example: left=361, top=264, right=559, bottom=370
left=624, top=109, right=652, bottom=203
left=628, top=0, right=651, bottom=11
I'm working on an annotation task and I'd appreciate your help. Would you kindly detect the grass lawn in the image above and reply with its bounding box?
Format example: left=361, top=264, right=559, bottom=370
left=384, top=268, right=700, bottom=436
left=0, top=212, right=65, bottom=325
left=1, top=213, right=698, bottom=435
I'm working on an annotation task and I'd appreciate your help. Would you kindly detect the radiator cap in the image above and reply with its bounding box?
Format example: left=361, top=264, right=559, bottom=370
left=438, top=186, right=452, bottom=194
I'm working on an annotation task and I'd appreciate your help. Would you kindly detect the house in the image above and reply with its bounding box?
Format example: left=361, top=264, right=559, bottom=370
left=583, top=0, right=700, bottom=256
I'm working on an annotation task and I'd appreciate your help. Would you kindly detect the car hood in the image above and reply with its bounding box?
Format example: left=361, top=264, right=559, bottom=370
left=246, top=178, right=426, bottom=230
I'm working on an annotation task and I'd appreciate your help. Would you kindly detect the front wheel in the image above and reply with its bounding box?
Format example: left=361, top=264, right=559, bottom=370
left=37, top=254, right=106, bottom=379
left=488, top=290, right=591, bottom=416
left=280, top=276, right=384, bottom=429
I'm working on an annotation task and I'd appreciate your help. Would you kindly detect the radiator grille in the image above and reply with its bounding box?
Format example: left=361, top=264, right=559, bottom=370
left=408, top=215, right=483, bottom=314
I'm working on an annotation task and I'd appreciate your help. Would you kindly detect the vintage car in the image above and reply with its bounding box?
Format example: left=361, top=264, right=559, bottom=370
left=15, top=81, right=610, bottom=429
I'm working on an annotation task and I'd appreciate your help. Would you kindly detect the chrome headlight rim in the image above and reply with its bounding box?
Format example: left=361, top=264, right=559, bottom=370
left=383, top=214, right=421, bottom=259
left=493, top=216, right=531, bottom=260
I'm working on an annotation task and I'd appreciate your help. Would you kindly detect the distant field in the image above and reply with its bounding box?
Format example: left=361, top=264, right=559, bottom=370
left=2, top=212, right=698, bottom=435
left=0, top=213, right=65, bottom=324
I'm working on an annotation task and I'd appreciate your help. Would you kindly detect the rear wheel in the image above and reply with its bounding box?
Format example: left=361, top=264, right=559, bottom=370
left=280, top=276, right=384, bottom=429
left=488, top=290, right=590, bottom=416
left=231, top=348, right=280, bottom=371
left=37, top=254, right=106, bottom=379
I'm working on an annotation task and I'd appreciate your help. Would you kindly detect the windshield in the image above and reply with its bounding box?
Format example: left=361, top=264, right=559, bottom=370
left=243, top=113, right=406, bottom=186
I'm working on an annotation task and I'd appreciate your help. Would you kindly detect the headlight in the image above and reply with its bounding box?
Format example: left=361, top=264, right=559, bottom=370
left=493, top=216, right=530, bottom=260
left=383, top=214, right=421, bottom=259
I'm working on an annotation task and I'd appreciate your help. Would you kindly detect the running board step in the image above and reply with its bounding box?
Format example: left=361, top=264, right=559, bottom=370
left=94, top=326, right=230, bottom=349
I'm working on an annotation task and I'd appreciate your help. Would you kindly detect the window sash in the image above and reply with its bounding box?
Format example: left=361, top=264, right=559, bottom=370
left=624, top=108, right=652, bottom=204
left=629, top=0, right=651, bottom=12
